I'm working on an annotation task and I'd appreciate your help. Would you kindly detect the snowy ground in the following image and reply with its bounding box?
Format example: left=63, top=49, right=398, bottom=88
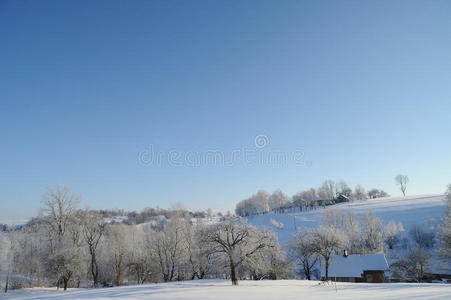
left=2, top=280, right=450, bottom=300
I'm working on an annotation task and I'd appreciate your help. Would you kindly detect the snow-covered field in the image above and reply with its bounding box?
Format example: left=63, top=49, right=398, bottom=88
left=247, top=194, right=447, bottom=245
left=2, top=280, right=450, bottom=300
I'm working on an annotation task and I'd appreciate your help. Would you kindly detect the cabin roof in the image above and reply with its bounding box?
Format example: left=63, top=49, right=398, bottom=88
left=326, top=253, right=389, bottom=278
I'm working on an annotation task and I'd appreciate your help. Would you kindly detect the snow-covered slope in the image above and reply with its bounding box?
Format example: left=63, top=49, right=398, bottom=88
left=247, top=194, right=447, bottom=245
left=247, top=194, right=449, bottom=275
left=3, top=280, right=451, bottom=300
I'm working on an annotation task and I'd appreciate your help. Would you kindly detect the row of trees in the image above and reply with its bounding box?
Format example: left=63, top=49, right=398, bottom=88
left=1, top=181, right=449, bottom=291
left=0, top=185, right=291, bottom=291
left=235, top=180, right=391, bottom=217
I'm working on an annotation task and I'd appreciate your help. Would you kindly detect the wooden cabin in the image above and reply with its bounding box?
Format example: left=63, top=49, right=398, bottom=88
left=324, top=251, right=389, bottom=283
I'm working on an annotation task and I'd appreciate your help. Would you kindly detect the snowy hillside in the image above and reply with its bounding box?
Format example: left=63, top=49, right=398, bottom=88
left=247, top=194, right=446, bottom=244
left=247, top=194, right=448, bottom=274
left=3, top=280, right=451, bottom=300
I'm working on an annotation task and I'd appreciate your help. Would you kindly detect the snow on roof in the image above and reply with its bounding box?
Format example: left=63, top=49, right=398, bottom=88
left=326, top=254, right=389, bottom=278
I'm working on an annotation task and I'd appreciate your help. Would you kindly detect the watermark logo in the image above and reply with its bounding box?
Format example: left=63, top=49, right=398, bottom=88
left=254, top=134, right=269, bottom=148
left=138, top=134, right=311, bottom=168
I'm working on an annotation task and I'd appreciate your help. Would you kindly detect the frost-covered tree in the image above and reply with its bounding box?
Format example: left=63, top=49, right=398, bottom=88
left=47, top=247, right=83, bottom=290
left=337, top=180, right=352, bottom=198
left=201, top=217, right=273, bottom=285
left=287, top=229, right=318, bottom=280
left=395, top=174, right=409, bottom=197
left=353, top=185, right=367, bottom=200
left=391, top=246, right=431, bottom=283
left=360, top=212, right=385, bottom=253
left=242, top=231, right=291, bottom=280
left=317, top=180, right=336, bottom=199
left=42, top=184, right=82, bottom=289
left=311, top=226, right=347, bottom=280
left=0, top=232, right=12, bottom=293
left=367, top=189, right=390, bottom=199
left=235, top=190, right=270, bottom=216
left=384, top=221, right=404, bottom=249
left=183, top=220, right=216, bottom=280
left=81, top=211, right=105, bottom=287
left=409, top=224, right=435, bottom=249
left=268, top=189, right=289, bottom=210
left=42, top=184, right=79, bottom=250
left=147, top=216, right=186, bottom=282
left=438, top=185, right=451, bottom=261
left=101, top=223, right=133, bottom=286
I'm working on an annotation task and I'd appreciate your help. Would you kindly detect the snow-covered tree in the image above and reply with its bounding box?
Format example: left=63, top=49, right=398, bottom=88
left=353, top=184, right=367, bottom=200
left=183, top=220, right=216, bottom=280
left=367, top=189, right=390, bottom=199
left=317, top=180, right=336, bottom=199
left=100, top=223, right=133, bottom=286
left=438, top=184, right=451, bottom=261
left=0, top=232, right=12, bottom=293
left=395, top=174, right=409, bottom=197
left=287, top=229, right=318, bottom=280
left=268, top=189, right=289, bottom=210
left=311, top=226, right=347, bottom=280
left=337, top=180, right=352, bottom=198
left=201, top=217, right=273, bottom=285
left=81, top=211, right=105, bottom=287
left=391, top=246, right=431, bottom=283
left=360, top=211, right=385, bottom=253
left=147, top=215, right=186, bottom=282
left=384, top=220, right=404, bottom=249
left=409, top=224, right=435, bottom=249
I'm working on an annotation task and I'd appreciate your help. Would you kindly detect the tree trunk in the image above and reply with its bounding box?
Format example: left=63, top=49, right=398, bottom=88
left=63, top=278, right=68, bottom=291
left=325, top=259, right=329, bottom=281
left=91, top=250, right=99, bottom=287
left=230, top=262, right=238, bottom=285
left=116, top=268, right=121, bottom=286
left=4, top=275, right=8, bottom=293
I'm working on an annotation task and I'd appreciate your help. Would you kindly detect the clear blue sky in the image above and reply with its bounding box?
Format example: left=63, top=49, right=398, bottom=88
left=1, top=0, right=450, bottom=221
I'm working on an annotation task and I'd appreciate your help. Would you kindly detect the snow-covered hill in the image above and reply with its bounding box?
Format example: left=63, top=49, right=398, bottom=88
left=247, top=194, right=449, bottom=274
left=3, top=279, right=451, bottom=300
left=247, top=194, right=446, bottom=244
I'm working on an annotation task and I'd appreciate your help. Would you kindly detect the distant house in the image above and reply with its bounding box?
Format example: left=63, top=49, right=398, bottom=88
left=324, top=251, right=389, bottom=283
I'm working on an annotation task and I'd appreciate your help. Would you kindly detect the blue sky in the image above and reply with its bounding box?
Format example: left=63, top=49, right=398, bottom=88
left=1, top=0, right=450, bottom=221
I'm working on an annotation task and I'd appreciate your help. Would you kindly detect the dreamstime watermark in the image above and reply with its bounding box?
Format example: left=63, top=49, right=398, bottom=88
left=138, top=134, right=312, bottom=168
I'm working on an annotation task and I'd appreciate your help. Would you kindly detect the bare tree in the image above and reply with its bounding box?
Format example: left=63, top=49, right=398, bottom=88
left=391, top=246, right=431, bottom=282
left=82, top=211, right=105, bottom=287
left=287, top=229, right=318, bottom=280
left=147, top=216, right=185, bottom=282
left=42, top=184, right=79, bottom=250
left=101, top=223, right=133, bottom=286
left=395, top=174, right=409, bottom=196
left=353, top=185, right=367, bottom=200
left=183, top=220, right=215, bottom=280
left=201, top=217, right=272, bottom=285
left=409, top=224, right=435, bottom=249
